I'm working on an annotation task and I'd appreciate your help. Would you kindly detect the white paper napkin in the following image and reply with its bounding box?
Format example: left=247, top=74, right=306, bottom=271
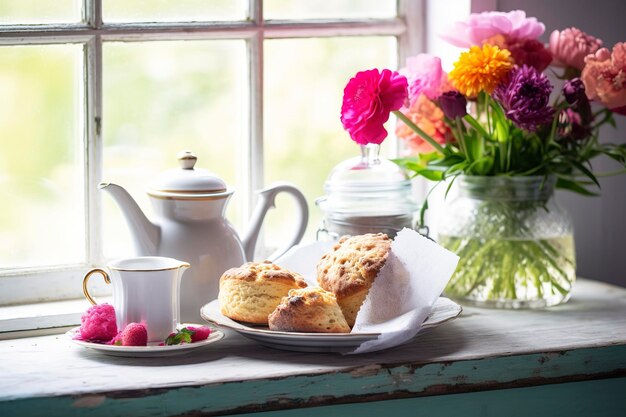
left=275, top=228, right=459, bottom=354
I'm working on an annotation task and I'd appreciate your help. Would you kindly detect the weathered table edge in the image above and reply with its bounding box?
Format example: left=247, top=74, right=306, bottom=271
left=3, top=343, right=625, bottom=416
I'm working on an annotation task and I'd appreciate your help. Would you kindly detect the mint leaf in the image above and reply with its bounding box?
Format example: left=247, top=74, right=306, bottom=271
left=164, top=328, right=194, bottom=345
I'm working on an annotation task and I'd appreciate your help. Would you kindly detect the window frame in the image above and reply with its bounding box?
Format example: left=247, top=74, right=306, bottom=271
left=0, top=0, right=424, bottom=306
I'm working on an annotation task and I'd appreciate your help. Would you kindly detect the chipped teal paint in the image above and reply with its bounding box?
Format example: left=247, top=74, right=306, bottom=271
left=231, top=378, right=626, bottom=417
left=2, top=345, right=625, bottom=417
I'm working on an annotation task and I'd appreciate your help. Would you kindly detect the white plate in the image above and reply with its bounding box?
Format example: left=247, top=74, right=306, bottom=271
left=200, top=298, right=461, bottom=353
left=67, top=325, right=224, bottom=357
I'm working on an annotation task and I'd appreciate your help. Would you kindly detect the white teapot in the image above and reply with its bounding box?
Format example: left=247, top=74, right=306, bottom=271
left=100, top=150, right=308, bottom=322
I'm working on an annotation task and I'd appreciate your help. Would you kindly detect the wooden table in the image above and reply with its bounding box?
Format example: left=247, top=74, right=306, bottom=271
left=1, top=278, right=625, bottom=417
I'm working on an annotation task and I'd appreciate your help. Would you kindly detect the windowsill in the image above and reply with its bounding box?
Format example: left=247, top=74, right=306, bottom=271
left=1, top=279, right=625, bottom=416
left=0, top=297, right=110, bottom=339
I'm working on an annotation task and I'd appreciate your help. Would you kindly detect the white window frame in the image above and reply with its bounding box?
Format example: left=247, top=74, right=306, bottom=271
left=0, top=0, right=424, bottom=306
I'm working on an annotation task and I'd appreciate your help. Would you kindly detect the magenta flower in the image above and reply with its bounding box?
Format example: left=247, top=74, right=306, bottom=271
left=441, top=10, right=545, bottom=48
left=341, top=69, right=408, bottom=145
left=549, top=27, right=603, bottom=71
left=401, top=54, right=450, bottom=105
left=494, top=65, right=555, bottom=131
left=581, top=42, right=626, bottom=111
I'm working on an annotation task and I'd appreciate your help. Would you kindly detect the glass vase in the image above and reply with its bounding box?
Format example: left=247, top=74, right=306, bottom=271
left=438, top=175, right=576, bottom=309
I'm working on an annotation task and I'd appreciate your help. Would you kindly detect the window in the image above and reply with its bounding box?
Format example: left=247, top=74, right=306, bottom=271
left=0, top=0, right=423, bottom=306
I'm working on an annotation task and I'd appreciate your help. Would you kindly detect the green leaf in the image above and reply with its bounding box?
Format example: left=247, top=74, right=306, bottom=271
left=165, top=328, right=194, bottom=345
left=463, top=114, right=491, bottom=141
left=444, top=175, right=459, bottom=199
left=555, top=177, right=599, bottom=196
left=569, top=159, right=600, bottom=188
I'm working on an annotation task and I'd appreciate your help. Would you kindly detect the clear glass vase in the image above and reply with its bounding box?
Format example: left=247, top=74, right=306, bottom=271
left=438, top=176, right=576, bottom=309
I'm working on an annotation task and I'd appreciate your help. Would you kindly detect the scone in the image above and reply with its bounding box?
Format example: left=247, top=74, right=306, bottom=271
left=219, top=261, right=307, bottom=324
left=317, top=233, right=391, bottom=327
left=268, top=287, right=350, bottom=333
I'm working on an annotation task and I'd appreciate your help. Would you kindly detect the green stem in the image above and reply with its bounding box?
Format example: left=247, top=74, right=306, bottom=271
left=463, top=113, right=491, bottom=140
left=393, top=110, right=445, bottom=154
left=454, top=117, right=468, bottom=156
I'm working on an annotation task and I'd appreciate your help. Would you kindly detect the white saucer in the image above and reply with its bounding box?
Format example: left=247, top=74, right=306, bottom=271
left=201, top=298, right=461, bottom=353
left=67, top=324, right=224, bottom=357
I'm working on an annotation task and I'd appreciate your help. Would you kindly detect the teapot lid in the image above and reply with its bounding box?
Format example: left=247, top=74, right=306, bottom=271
left=147, top=150, right=231, bottom=199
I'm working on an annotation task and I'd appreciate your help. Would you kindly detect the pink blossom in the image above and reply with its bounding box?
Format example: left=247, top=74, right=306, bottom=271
left=581, top=43, right=626, bottom=110
left=341, top=68, right=408, bottom=145
left=441, top=10, right=545, bottom=48
left=77, top=303, right=117, bottom=343
left=401, top=54, right=451, bottom=105
left=396, top=94, right=452, bottom=155
left=549, top=27, right=603, bottom=70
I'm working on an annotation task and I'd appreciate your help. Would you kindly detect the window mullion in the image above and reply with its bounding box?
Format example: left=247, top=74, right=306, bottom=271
left=84, top=0, right=104, bottom=266
left=243, top=0, right=264, bottom=227
left=395, top=0, right=426, bottom=159
left=84, top=0, right=102, bottom=28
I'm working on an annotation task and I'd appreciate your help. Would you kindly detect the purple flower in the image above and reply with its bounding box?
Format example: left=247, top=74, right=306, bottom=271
left=438, top=91, right=467, bottom=119
left=493, top=65, right=555, bottom=131
left=563, top=78, right=587, bottom=105
left=563, top=77, right=592, bottom=125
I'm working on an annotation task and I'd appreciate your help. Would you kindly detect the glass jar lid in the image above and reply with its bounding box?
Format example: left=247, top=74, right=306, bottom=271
left=148, top=150, right=231, bottom=198
left=317, top=144, right=418, bottom=218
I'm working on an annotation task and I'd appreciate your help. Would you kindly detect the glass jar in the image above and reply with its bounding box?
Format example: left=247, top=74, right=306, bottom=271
left=316, top=144, right=418, bottom=239
left=438, top=175, right=576, bottom=309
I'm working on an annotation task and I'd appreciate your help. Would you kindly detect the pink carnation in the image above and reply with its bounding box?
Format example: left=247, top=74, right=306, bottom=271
left=581, top=43, right=626, bottom=110
left=549, top=27, right=603, bottom=70
left=341, top=68, right=408, bottom=145
left=441, top=10, right=545, bottom=48
left=396, top=94, right=452, bottom=155
left=78, top=303, right=117, bottom=343
left=401, top=54, right=452, bottom=105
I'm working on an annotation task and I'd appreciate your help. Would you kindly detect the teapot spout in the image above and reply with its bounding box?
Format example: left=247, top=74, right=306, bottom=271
left=99, top=183, right=160, bottom=255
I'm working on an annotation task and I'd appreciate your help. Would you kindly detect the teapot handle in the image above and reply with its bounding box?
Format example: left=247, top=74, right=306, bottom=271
left=242, top=182, right=309, bottom=262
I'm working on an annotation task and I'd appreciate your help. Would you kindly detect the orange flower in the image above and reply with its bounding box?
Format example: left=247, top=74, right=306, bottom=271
left=396, top=94, right=453, bottom=155
left=449, top=44, right=513, bottom=97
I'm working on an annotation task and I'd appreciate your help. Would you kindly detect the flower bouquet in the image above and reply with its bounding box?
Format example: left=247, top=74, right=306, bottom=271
left=340, top=10, right=626, bottom=308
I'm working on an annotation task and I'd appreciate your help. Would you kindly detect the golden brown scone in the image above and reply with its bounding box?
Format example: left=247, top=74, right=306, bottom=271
left=268, top=287, right=350, bottom=333
left=316, top=233, right=391, bottom=327
left=219, top=261, right=307, bottom=324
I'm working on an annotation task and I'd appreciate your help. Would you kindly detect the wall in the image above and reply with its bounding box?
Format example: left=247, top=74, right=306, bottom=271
left=479, top=0, right=626, bottom=287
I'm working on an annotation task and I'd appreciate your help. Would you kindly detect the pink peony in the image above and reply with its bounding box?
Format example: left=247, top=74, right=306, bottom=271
left=441, top=10, right=545, bottom=48
left=112, top=322, right=148, bottom=346
left=581, top=43, right=626, bottom=110
left=401, top=54, right=451, bottom=105
left=78, top=303, right=117, bottom=343
left=549, top=27, right=603, bottom=70
left=396, top=94, right=452, bottom=155
left=341, top=68, right=408, bottom=145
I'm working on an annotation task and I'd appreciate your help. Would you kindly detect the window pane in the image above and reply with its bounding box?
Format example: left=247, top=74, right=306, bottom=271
left=265, top=0, right=396, bottom=20
left=104, top=0, right=247, bottom=23
left=263, top=37, right=397, bottom=250
left=0, top=44, right=85, bottom=269
left=103, top=40, right=245, bottom=259
left=0, top=0, right=81, bottom=24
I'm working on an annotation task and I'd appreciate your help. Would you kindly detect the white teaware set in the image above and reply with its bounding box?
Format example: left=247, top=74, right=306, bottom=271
left=82, top=150, right=309, bottom=340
